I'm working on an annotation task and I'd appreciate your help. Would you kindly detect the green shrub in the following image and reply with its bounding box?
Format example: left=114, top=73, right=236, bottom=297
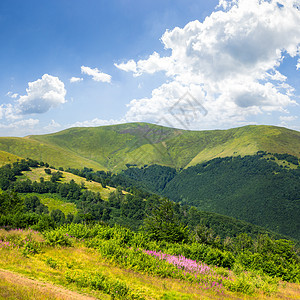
left=65, top=270, right=145, bottom=299
left=223, top=272, right=256, bottom=295
left=43, top=231, right=72, bottom=247
left=22, top=239, right=42, bottom=256
left=45, top=257, right=59, bottom=269
left=57, top=222, right=299, bottom=283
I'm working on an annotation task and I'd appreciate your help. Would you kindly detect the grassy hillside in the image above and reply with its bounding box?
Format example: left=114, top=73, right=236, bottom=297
left=29, top=123, right=300, bottom=171
left=1, top=225, right=299, bottom=299
left=1, top=160, right=299, bottom=298
left=0, top=150, right=23, bottom=167
left=0, top=159, right=290, bottom=242
left=28, top=123, right=180, bottom=171
left=0, top=123, right=298, bottom=172
left=0, top=137, right=106, bottom=171
left=19, top=193, right=78, bottom=216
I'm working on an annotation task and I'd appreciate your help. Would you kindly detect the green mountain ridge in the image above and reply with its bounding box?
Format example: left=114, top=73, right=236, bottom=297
left=0, top=122, right=298, bottom=172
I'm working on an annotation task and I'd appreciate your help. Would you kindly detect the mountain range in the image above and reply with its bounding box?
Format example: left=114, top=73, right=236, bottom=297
left=0, top=122, right=299, bottom=172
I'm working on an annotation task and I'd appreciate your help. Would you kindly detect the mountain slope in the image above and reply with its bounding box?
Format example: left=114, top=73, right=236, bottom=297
left=19, top=123, right=300, bottom=171
left=119, top=154, right=300, bottom=240
left=0, top=150, right=23, bottom=167
left=0, top=136, right=106, bottom=170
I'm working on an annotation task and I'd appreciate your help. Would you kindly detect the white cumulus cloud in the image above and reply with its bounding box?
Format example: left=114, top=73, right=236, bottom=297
left=81, top=66, right=112, bottom=83
left=115, top=53, right=172, bottom=77
left=17, top=74, right=66, bottom=115
left=1, top=103, right=21, bottom=121
left=279, top=115, right=298, bottom=122
left=114, top=59, right=137, bottom=73
left=0, top=118, right=39, bottom=129
left=6, top=92, right=19, bottom=99
left=118, top=0, right=300, bottom=129
left=70, top=77, right=83, bottom=83
left=70, top=118, right=124, bottom=128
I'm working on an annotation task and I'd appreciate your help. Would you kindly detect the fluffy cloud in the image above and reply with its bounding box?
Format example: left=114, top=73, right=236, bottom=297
left=118, top=0, right=300, bottom=129
left=1, top=103, right=21, bottom=121
left=70, top=77, right=83, bottom=83
left=279, top=115, right=298, bottom=122
left=44, top=119, right=62, bottom=131
left=0, top=118, right=39, bottom=129
left=114, top=59, right=137, bottom=73
left=115, top=53, right=172, bottom=77
left=17, top=74, right=66, bottom=115
left=297, top=59, right=300, bottom=70
left=6, top=92, right=19, bottom=99
left=81, top=66, right=111, bottom=83
left=70, top=118, right=124, bottom=128
left=0, top=74, right=66, bottom=135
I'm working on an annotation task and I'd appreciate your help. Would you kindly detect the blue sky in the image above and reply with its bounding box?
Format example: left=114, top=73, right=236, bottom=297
left=0, top=0, right=299, bottom=136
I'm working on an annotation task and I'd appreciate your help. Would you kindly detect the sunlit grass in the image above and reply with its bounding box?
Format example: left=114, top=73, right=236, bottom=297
left=0, top=242, right=216, bottom=299
left=0, top=229, right=229, bottom=299
left=1, top=123, right=299, bottom=172
left=20, top=167, right=116, bottom=200
left=1, top=229, right=299, bottom=299
left=0, top=150, right=23, bottom=167
left=0, top=136, right=105, bottom=171
left=19, top=193, right=78, bottom=216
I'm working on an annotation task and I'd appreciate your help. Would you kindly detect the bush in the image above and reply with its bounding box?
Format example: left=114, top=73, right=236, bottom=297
left=65, top=270, right=144, bottom=299
left=45, top=257, right=59, bottom=269
left=22, top=239, right=42, bottom=257
left=43, top=231, right=72, bottom=247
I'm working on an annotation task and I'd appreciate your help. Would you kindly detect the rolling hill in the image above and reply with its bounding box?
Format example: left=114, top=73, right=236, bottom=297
left=0, top=123, right=299, bottom=172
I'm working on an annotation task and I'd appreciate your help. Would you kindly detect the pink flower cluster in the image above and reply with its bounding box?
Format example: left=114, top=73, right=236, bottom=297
left=144, top=250, right=211, bottom=275
left=0, top=240, right=18, bottom=248
left=143, top=249, right=224, bottom=292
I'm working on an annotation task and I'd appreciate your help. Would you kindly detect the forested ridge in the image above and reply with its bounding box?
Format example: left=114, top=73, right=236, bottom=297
left=119, top=152, right=300, bottom=240
left=0, top=158, right=288, bottom=241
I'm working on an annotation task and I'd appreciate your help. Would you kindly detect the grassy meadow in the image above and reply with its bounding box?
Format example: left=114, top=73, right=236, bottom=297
left=0, top=125, right=299, bottom=299
left=19, top=167, right=117, bottom=200
left=0, top=226, right=299, bottom=300
left=18, top=193, right=78, bottom=216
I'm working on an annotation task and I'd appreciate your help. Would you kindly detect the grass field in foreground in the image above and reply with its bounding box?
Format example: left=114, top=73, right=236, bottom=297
left=0, top=229, right=299, bottom=299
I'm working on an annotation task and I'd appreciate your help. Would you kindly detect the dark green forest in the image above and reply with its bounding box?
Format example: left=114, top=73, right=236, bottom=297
left=118, top=153, right=300, bottom=240
left=0, top=159, right=287, bottom=241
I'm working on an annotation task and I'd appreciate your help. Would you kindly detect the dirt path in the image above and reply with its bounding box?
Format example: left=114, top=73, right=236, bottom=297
left=0, top=268, right=100, bottom=300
